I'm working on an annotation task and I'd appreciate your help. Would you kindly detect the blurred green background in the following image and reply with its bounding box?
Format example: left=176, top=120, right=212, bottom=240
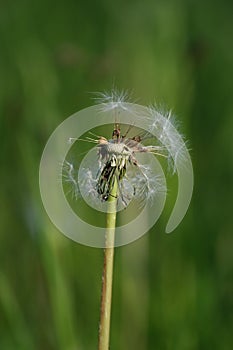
left=0, top=0, right=233, bottom=349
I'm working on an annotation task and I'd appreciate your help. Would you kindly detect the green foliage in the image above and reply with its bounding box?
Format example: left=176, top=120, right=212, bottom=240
left=0, top=0, right=233, bottom=349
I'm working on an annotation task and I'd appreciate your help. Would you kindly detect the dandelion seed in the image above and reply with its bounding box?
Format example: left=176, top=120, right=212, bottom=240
left=93, top=88, right=135, bottom=113
left=63, top=161, right=80, bottom=199
left=147, top=105, right=188, bottom=173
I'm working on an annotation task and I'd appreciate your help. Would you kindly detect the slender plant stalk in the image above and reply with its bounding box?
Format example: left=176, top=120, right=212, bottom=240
left=98, top=178, right=118, bottom=350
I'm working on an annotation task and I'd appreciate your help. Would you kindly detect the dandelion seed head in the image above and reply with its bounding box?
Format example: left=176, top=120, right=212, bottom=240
left=63, top=92, right=189, bottom=221
left=65, top=118, right=168, bottom=211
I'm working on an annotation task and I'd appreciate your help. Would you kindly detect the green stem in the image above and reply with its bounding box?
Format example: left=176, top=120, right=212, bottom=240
left=98, top=179, right=118, bottom=350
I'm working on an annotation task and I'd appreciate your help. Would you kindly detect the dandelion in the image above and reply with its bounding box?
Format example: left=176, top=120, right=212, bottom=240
left=62, top=91, right=188, bottom=350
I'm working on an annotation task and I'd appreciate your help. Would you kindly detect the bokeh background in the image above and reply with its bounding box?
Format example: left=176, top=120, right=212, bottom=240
left=0, top=0, right=233, bottom=349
